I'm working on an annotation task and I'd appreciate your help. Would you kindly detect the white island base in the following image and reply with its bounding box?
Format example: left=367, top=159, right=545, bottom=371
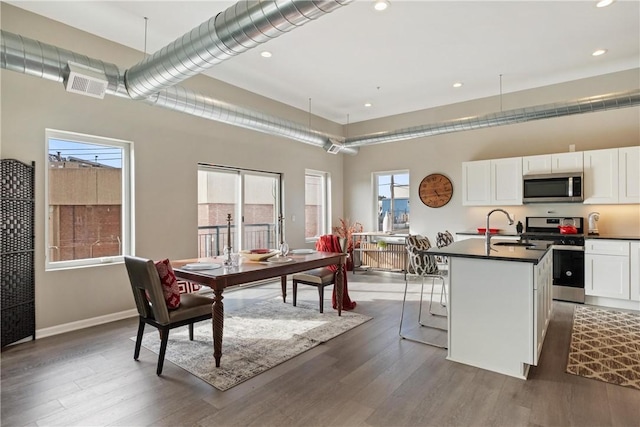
left=446, top=252, right=553, bottom=379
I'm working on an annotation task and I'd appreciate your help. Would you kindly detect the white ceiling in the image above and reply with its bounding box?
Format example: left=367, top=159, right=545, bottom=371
left=7, top=0, right=640, bottom=124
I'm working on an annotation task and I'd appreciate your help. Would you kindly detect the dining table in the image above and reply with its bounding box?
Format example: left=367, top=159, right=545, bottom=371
left=172, top=251, right=346, bottom=367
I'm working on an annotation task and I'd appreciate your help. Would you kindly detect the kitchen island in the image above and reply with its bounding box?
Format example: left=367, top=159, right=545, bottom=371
left=429, top=238, right=553, bottom=379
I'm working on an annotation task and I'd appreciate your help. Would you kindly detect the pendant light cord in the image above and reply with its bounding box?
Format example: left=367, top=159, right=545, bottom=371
left=144, top=17, right=148, bottom=57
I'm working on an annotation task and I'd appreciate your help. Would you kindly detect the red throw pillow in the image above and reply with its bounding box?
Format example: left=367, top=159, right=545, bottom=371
left=154, top=259, right=181, bottom=309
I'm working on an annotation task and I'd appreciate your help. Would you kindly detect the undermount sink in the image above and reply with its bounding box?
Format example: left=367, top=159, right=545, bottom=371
left=493, top=241, right=536, bottom=247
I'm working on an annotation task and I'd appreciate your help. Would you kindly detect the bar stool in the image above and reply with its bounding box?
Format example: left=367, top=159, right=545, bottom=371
left=399, top=235, right=448, bottom=349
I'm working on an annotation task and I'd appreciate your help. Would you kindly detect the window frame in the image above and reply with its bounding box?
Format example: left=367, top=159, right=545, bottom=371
left=373, top=170, right=410, bottom=233
left=304, top=169, right=331, bottom=242
left=197, top=163, right=284, bottom=253
left=45, top=129, right=134, bottom=270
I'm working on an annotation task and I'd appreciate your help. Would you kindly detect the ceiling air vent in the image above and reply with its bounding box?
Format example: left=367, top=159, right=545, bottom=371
left=63, top=62, right=108, bottom=99
left=325, top=138, right=344, bottom=154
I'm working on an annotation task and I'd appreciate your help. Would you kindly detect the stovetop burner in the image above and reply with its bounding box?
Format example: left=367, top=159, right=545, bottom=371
left=523, top=216, right=585, bottom=246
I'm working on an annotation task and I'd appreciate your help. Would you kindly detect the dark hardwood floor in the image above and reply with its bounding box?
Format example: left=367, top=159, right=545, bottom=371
left=2, top=273, right=639, bottom=426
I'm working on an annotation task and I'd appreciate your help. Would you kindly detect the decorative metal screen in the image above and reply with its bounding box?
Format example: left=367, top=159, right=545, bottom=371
left=1, top=159, right=36, bottom=347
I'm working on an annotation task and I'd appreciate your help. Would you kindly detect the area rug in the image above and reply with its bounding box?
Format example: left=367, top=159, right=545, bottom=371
left=566, top=305, right=640, bottom=390
left=134, top=298, right=372, bottom=391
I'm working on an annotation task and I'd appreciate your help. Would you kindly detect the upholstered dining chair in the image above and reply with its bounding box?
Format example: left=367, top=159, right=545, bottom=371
left=399, top=235, right=448, bottom=349
left=291, top=237, right=347, bottom=313
left=124, top=256, right=214, bottom=375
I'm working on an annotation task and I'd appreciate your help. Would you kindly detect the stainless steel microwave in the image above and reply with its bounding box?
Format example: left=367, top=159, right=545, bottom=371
left=523, top=173, right=583, bottom=203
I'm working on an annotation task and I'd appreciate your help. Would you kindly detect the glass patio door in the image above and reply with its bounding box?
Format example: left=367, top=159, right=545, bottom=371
left=197, top=165, right=282, bottom=257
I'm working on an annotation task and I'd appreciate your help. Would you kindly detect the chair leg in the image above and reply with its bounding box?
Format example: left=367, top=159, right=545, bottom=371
left=318, top=285, right=324, bottom=313
left=427, top=277, right=447, bottom=319
left=189, top=323, right=194, bottom=341
left=292, top=281, right=298, bottom=307
left=429, top=277, right=435, bottom=315
left=134, top=318, right=145, bottom=360
left=418, top=278, right=426, bottom=325
left=441, top=280, right=448, bottom=308
left=157, top=328, right=169, bottom=376
left=399, top=277, right=447, bottom=349
left=398, top=279, right=410, bottom=339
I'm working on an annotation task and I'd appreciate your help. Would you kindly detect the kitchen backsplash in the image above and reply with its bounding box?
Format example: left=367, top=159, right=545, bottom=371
left=465, top=204, right=640, bottom=237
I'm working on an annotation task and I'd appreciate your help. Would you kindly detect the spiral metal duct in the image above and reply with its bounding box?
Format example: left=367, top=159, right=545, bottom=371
left=146, top=86, right=352, bottom=151
left=124, top=0, right=352, bottom=100
left=0, top=29, right=358, bottom=154
left=1, top=25, right=638, bottom=156
left=344, top=90, right=640, bottom=148
left=0, top=30, right=129, bottom=98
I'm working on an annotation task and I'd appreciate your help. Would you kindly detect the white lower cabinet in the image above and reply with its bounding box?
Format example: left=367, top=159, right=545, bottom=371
left=585, top=240, right=631, bottom=300
left=534, top=249, right=552, bottom=363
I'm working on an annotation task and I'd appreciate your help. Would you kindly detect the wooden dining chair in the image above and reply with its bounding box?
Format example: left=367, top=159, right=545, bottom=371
left=291, top=237, right=347, bottom=313
left=124, top=256, right=214, bottom=375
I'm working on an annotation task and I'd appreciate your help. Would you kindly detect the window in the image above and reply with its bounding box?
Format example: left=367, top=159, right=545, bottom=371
left=374, top=171, right=410, bottom=233
left=305, top=170, right=330, bottom=240
left=197, top=164, right=283, bottom=256
left=46, top=129, right=133, bottom=270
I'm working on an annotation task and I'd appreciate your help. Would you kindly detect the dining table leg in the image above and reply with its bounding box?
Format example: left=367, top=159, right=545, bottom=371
left=212, top=289, right=224, bottom=367
left=281, top=275, right=287, bottom=303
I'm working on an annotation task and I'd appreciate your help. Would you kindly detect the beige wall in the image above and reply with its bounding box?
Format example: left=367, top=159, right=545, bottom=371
left=2, top=4, right=639, bottom=332
left=344, top=70, right=640, bottom=241
left=0, top=4, right=344, bottom=330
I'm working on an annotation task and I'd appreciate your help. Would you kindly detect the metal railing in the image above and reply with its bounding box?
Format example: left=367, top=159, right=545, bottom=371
left=198, top=223, right=276, bottom=258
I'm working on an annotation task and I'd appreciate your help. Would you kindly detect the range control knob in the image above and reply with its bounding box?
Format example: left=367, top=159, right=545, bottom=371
left=566, top=270, right=573, bottom=277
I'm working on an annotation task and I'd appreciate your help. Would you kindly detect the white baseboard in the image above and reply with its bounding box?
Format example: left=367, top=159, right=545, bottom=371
left=585, top=296, right=640, bottom=312
left=36, top=309, right=138, bottom=339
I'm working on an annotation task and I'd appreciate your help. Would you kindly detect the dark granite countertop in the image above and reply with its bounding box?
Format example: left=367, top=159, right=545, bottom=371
left=428, top=238, right=553, bottom=264
left=456, top=230, right=520, bottom=237
left=584, top=235, right=640, bottom=241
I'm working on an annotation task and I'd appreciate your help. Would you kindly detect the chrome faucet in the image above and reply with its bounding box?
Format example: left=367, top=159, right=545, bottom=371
left=486, top=208, right=515, bottom=252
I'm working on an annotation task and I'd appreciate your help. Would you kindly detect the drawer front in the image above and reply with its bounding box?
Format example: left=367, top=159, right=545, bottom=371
left=584, top=240, right=630, bottom=256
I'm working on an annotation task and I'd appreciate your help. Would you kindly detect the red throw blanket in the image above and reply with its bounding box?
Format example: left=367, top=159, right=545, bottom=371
left=316, top=235, right=357, bottom=310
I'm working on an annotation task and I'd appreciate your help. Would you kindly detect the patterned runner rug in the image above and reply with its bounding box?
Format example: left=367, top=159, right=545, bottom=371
left=134, top=298, right=372, bottom=391
left=566, top=305, right=640, bottom=390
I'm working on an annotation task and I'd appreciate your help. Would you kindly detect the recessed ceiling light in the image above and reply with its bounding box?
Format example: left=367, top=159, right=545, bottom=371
left=453, top=82, right=464, bottom=88
left=373, top=0, right=389, bottom=11
left=261, top=51, right=272, bottom=58
left=364, top=103, right=372, bottom=107
left=592, top=49, right=608, bottom=56
left=596, top=0, right=614, bottom=7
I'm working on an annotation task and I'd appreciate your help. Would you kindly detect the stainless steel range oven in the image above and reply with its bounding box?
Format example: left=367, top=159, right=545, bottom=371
left=521, top=216, right=585, bottom=303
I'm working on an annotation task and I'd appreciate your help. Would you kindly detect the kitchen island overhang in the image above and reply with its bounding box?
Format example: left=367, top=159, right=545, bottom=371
left=429, top=239, right=554, bottom=379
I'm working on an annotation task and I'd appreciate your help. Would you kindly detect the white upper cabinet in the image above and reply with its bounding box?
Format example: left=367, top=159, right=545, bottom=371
left=491, top=157, right=523, bottom=205
left=523, top=152, right=583, bottom=175
left=619, top=146, right=640, bottom=204
left=462, top=160, right=491, bottom=206
left=583, top=148, right=619, bottom=204
left=552, top=152, right=584, bottom=173
left=522, top=155, right=552, bottom=175
left=462, top=157, right=522, bottom=206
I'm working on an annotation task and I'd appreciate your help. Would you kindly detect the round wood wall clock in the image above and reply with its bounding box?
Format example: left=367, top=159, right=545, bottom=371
left=419, top=173, right=453, bottom=208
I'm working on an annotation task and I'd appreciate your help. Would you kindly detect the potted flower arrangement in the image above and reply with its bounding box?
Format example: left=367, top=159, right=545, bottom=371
left=332, top=218, right=363, bottom=271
